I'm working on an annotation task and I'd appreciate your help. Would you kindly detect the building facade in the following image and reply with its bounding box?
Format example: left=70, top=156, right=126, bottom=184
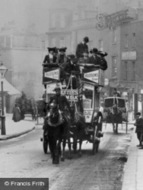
left=0, top=31, right=47, bottom=100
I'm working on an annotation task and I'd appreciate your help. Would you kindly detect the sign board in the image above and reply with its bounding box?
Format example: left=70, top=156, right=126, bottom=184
left=84, top=70, right=99, bottom=83
left=104, top=78, right=109, bottom=86
left=141, top=89, right=143, bottom=94
left=46, top=83, right=57, bottom=94
left=62, top=89, right=78, bottom=102
left=121, top=51, right=137, bottom=60
left=44, top=69, right=60, bottom=80
left=138, top=94, right=142, bottom=102
left=83, top=84, right=94, bottom=91
left=83, top=99, right=92, bottom=109
left=83, top=110, right=93, bottom=123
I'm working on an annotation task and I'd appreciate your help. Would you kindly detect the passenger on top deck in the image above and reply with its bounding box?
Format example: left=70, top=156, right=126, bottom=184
left=89, top=49, right=93, bottom=57
left=88, top=48, right=108, bottom=70
left=56, top=47, right=68, bottom=84
left=66, top=54, right=79, bottom=74
left=78, top=52, right=90, bottom=63
left=76, top=36, right=89, bottom=59
left=43, top=47, right=57, bottom=66
left=88, top=48, right=101, bottom=68
left=98, top=50, right=108, bottom=70
left=56, top=47, right=67, bottom=65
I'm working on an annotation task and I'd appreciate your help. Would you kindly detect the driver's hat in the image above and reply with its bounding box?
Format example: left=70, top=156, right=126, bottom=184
left=136, top=112, right=141, bottom=116
left=53, top=84, right=61, bottom=91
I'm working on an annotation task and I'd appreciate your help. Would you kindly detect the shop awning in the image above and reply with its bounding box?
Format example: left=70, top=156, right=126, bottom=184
left=0, top=79, right=21, bottom=95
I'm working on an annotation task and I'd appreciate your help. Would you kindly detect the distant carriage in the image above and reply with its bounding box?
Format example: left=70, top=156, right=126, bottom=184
left=103, top=97, right=128, bottom=134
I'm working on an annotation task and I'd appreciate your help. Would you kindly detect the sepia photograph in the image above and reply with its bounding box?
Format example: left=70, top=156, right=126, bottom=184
left=0, top=0, right=142, bottom=189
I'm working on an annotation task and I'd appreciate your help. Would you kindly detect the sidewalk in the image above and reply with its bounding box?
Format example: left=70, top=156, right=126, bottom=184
left=0, top=114, right=37, bottom=140
left=122, top=123, right=143, bottom=190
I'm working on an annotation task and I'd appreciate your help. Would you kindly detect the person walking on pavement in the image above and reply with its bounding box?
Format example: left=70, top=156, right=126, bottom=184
left=134, top=112, right=143, bottom=148
left=12, top=103, right=21, bottom=122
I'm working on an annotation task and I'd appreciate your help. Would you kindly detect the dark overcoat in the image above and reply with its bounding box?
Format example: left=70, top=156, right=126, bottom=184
left=135, top=117, right=143, bottom=133
left=76, top=43, right=88, bottom=58
left=49, top=95, right=71, bottom=113
left=12, top=107, right=21, bottom=122
left=43, top=55, right=57, bottom=64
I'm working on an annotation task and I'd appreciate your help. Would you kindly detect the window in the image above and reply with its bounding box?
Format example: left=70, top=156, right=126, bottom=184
left=60, top=14, right=66, bottom=28
left=83, top=84, right=94, bottom=109
left=51, top=38, right=56, bottom=46
left=41, top=40, right=45, bottom=50
left=59, top=37, right=65, bottom=47
left=99, top=39, right=103, bottom=51
left=112, top=56, right=117, bottom=77
left=132, top=33, right=136, bottom=49
left=124, top=61, right=128, bottom=80
left=112, top=29, right=117, bottom=44
left=131, top=61, right=135, bottom=81
left=51, top=14, right=56, bottom=28
left=124, top=34, right=129, bottom=49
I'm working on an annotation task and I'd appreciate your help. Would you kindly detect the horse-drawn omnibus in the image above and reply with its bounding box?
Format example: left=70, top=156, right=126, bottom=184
left=103, top=97, right=128, bottom=133
left=41, top=56, right=105, bottom=163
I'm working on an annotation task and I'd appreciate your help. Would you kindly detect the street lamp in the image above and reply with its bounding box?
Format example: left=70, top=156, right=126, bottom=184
left=0, top=63, right=8, bottom=135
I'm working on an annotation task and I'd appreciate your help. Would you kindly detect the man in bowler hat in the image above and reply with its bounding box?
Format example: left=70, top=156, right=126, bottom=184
left=76, top=36, right=89, bottom=59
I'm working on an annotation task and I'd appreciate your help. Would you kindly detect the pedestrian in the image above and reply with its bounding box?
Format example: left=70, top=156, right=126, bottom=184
left=134, top=112, right=143, bottom=148
left=12, top=103, right=21, bottom=122
left=76, top=36, right=89, bottom=59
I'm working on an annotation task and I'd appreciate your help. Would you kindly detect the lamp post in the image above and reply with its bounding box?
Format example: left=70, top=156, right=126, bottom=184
left=0, top=63, right=8, bottom=135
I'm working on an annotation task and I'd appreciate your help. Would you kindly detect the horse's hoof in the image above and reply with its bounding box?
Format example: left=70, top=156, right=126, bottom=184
left=53, top=161, right=59, bottom=164
left=78, top=152, right=82, bottom=157
left=67, top=155, right=72, bottom=160
left=53, top=158, right=59, bottom=164
left=61, top=157, right=65, bottom=161
left=73, top=150, right=77, bottom=154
